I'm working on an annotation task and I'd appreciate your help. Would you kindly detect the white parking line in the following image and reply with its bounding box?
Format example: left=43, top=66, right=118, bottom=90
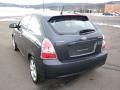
left=112, top=25, right=120, bottom=28
left=95, top=23, right=120, bottom=29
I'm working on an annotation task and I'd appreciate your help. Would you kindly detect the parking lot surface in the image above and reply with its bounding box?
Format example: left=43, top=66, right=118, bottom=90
left=0, top=16, right=120, bottom=90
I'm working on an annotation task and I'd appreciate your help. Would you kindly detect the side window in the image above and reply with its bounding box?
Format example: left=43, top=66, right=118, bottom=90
left=28, top=17, right=41, bottom=35
left=19, top=16, right=31, bottom=28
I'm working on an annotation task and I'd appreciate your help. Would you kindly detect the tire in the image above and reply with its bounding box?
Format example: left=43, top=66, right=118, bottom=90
left=12, top=36, right=18, bottom=51
left=29, top=56, right=45, bottom=84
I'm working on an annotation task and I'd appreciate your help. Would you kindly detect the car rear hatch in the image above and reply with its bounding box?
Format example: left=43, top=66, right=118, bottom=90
left=48, top=15, right=103, bottom=62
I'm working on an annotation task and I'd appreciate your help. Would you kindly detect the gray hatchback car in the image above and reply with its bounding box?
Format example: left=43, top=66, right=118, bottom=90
left=9, top=12, right=107, bottom=84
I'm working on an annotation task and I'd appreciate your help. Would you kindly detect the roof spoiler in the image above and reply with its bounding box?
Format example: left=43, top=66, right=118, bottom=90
left=48, top=15, right=89, bottom=22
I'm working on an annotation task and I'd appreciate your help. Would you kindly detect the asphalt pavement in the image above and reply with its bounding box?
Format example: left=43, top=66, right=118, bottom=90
left=0, top=16, right=120, bottom=90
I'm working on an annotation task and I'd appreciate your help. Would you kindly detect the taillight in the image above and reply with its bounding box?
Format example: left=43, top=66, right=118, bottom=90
left=102, top=34, right=106, bottom=49
left=40, top=38, right=57, bottom=60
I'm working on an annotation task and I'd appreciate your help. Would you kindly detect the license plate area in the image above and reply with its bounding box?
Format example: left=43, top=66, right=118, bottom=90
left=68, top=40, right=96, bottom=57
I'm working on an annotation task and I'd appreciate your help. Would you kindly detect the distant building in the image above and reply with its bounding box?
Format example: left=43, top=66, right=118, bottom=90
left=104, top=4, right=120, bottom=13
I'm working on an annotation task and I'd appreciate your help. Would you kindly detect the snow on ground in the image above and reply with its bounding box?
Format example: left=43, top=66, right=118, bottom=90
left=0, top=7, right=119, bottom=17
left=0, top=18, right=17, bottom=21
left=84, top=13, right=104, bottom=16
left=76, top=12, right=120, bottom=17
left=0, top=7, right=43, bottom=17
left=75, top=12, right=104, bottom=17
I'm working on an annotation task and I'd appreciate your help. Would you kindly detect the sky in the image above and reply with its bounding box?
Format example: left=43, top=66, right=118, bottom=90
left=0, top=0, right=119, bottom=5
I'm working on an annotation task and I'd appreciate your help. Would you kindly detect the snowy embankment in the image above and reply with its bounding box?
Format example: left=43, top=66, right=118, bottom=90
left=0, top=7, right=40, bottom=17
left=0, top=7, right=45, bottom=21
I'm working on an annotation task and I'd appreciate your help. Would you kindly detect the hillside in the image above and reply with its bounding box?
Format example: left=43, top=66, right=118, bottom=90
left=0, top=1, right=119, bottom=10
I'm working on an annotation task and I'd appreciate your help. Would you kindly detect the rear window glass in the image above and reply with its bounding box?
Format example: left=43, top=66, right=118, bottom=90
left=49, top=16, right=95, bottom=34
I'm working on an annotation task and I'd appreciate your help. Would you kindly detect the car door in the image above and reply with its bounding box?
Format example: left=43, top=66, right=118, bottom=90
left=24, top=16, right=43, bottom=58
left=17, top=15, right=31, bottom=55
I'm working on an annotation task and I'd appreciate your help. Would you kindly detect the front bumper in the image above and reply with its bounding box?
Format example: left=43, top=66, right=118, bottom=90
left=41, top=51, right=107, bottom=79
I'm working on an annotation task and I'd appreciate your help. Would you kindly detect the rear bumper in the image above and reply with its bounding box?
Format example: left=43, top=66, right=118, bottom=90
left=41, top=50, right=107, bottom=79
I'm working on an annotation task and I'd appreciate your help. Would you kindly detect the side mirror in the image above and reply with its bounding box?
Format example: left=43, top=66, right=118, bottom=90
left=9, top=23, right=19, bottom=28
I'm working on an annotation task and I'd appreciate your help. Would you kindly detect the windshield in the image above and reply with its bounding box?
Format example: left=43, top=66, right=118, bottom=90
left=49, top=19, right=95, bottom=34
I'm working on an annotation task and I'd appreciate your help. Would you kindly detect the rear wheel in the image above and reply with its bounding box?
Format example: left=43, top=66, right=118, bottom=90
left=12, top=36, right=18, bottom=51
left=29, top=56, right=45, bottom=84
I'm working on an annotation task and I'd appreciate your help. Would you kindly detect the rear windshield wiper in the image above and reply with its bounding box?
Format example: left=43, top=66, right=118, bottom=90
left=79, top=29, right=95, bottom=35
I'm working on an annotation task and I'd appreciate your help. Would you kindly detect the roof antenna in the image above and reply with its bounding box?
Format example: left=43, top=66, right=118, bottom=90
left=60, top=6, right=64, bottom=15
